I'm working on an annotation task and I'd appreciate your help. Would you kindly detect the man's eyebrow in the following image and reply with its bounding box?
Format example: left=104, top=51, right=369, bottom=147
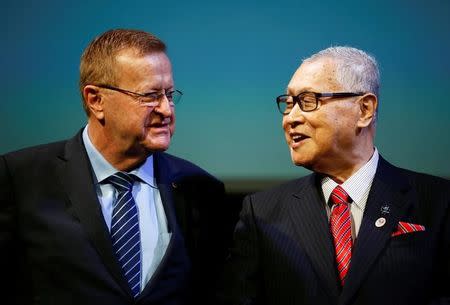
left=142, top=87, right=174, bottom=93
left=287, top=86, right=314, bottom=95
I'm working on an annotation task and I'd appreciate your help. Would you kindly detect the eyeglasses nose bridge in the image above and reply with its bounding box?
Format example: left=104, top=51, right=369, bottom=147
left=285, top=98, right=308, bottom=124
left=159, top=91, right=178, bottom=104
left=291, top=95, right=304, bottom=113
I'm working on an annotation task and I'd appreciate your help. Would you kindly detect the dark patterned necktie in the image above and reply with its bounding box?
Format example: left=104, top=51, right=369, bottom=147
left=329, top=185, right=352, bottom=286
left=108, top=172, right=141, bottom=298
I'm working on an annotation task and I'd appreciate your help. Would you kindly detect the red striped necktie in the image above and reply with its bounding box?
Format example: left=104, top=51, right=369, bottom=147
left=329, top=185, right=352, bottom=286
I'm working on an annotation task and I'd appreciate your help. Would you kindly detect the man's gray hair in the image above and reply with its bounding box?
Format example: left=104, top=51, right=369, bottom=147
left=304, top=46, right=380, bottom=97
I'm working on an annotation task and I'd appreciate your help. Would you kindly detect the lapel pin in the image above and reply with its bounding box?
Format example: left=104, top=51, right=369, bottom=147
left=375, top=217, right=386, bottom=228
left=380, top=204, right=390, bottom=215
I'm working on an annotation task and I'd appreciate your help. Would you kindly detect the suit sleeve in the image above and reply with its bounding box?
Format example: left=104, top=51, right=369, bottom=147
left=173, top=173, right=230, bottom=305
left=0, top=155, right=19, bottom=303
left=429, top=191, right=450, bottom=305
left=217, top=195, right=263, bottom=305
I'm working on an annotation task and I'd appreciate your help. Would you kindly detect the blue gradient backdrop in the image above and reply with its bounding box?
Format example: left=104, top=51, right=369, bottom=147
left=2, top=0, right=450, bottom=181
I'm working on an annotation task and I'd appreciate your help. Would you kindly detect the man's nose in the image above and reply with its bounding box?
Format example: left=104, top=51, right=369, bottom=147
left=285, top=102, right=305, bottom=124
left=154, top=94, right=173, bottom=116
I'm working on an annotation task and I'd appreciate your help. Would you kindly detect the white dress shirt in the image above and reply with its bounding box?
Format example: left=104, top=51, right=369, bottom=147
left=321, top=148, right=379, bottom=239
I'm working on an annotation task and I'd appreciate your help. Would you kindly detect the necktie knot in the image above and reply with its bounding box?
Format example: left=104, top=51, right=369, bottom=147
left=330, top=185, right=351, bottom=207
left=108, top=172, right=134, bottom=193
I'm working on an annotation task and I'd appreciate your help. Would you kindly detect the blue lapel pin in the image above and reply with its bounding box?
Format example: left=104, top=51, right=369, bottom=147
left=380, top=204, right=390, bottom=215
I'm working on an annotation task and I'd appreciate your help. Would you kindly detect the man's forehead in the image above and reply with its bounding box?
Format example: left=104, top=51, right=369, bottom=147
left=287, top=58, right=340, bottom=94
left=113, top=50, right=173, bottom=90
left=298, top=57, right=337, bottom=78
left=115, top=49, right=169, bottom=66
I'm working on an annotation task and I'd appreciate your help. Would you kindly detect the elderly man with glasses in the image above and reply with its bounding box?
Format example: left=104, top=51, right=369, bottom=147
left=218, top=46, right=450, bottom=305
left=0, top=29, right=226, bottom=305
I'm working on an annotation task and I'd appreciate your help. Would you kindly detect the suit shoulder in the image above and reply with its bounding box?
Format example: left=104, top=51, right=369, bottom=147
left=157, top=152, right=212, bottom=175
left=245, top=175, right=312, bottom=211
left=390, top=164, right=450, bottom=193
left=379, top=161, right=450, bottom=208
left=156, top=152, right=223, bottom=186
left=251, top=175, right=311, bottom=198
left=2, top=140, right=67, bottom=167
left=409, top=171, right=450, bottom=198
left=378, top=157, right=449, bottom=193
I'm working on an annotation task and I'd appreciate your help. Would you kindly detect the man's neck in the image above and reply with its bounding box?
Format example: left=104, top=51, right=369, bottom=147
left=87, top=123, right=148, bottom=172
left=319, top=147, right=375, bottom=184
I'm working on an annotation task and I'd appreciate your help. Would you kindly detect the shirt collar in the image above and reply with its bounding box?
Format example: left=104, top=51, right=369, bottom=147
left=82, top=126, right=156, bottom=187
left=321, top=148, right=379, bottom=209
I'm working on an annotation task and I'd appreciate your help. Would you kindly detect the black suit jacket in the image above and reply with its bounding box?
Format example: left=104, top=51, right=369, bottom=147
left=218, top=157, right=450, bottom=305
left=0, top=130, right=226, bottom=305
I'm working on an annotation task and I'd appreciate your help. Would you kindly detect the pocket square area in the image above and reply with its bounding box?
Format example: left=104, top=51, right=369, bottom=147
left=391, top=221, right=426, bottom=237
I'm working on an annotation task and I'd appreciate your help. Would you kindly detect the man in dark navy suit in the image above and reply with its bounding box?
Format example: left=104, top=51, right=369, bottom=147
left=218, top=46, right=450, bottom=305
left=0, top=29, right=226, bottom=305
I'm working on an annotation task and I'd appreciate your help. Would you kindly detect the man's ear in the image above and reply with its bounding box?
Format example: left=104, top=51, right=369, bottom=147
left=83, top=85, right=105, bottom=120
left=357, top=93, right=378, bottom=128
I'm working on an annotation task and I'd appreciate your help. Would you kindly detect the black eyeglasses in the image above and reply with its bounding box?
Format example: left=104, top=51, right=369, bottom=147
left=276, top=92, right=364, bottom=115
left=97, top=84, right=183, bottom=106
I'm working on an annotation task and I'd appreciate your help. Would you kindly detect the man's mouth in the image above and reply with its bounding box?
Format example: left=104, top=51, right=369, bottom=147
left=148, top=120, right=171, bottom=128
left=150, top=123, right=168, bottom=128
left=291, top=133, right=309, bottom=143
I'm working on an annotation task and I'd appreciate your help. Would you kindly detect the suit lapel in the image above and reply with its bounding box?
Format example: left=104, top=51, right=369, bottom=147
left=56, top=131, right=133, bottom=297
left=339, top=157, right=414, bottom=305
left=153, top=152, right=179, bottom=233
left=139, top=152, right=180, bottom=298
left=288, top=174, right=340, bottom=298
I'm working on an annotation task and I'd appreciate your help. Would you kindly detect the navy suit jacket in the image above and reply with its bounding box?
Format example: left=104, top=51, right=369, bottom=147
left=0, top=130, right=226, bottom=305
left=218, top=157, right=450, bottom=305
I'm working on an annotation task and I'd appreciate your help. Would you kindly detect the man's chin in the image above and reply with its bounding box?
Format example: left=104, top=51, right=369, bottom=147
left=290, top=153, right=313, bottom=169
left=146, top=143, right=170, bottom=152
left=139, top=138, right=171, bottom=153
left=293, top=160, right=310, bottom=168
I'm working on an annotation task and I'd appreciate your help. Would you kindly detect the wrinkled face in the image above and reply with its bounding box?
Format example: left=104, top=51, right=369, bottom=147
left=282, top=58, right=362, bottom=173
left=102, top=50, right=175, bottom=154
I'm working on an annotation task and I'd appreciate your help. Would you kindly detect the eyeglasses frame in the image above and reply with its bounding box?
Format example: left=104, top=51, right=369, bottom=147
left=96, top=84, right=183, bottom=106
left=276, top=91, right=365, bottom=115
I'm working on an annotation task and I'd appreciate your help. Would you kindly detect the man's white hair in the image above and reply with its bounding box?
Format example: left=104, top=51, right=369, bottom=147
left=303, top=46, right=380, bottom=97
